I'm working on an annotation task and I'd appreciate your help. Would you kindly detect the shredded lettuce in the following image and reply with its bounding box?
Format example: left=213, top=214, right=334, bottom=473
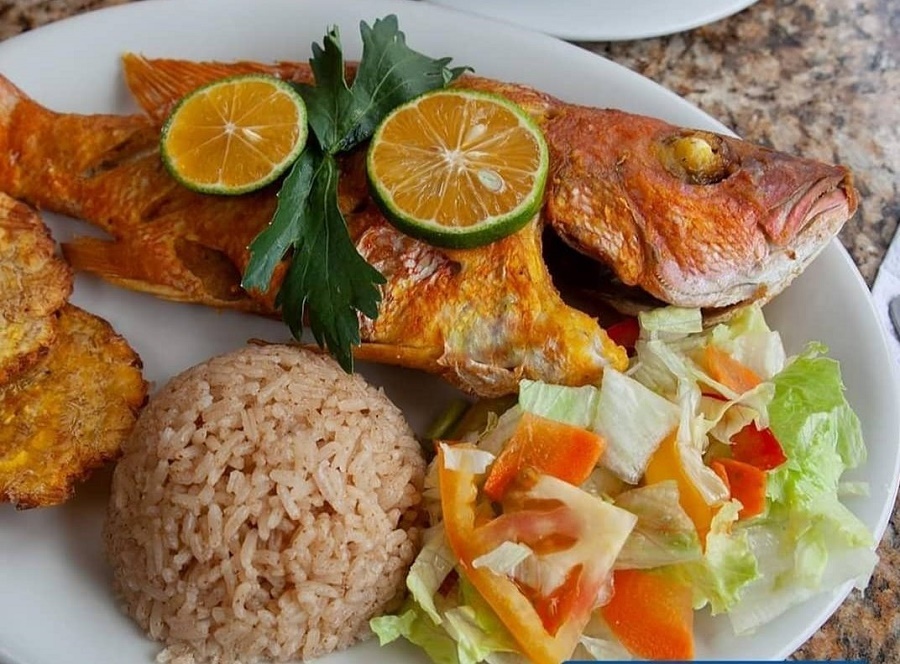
left=440, top=443, right=495, bottom=474
left=672, top=500, right=760, bottom=614
left=518, top=380, right=598, bottom=429
left=722, top=344, right=875, bottom=633
left=638, top=305, right=703, bottom=339
left=374, top=307, right=877, bottom=663
left=708, top=305, right=786, bottom=380
left=371, top=599, right=460, bottom=664
left=407, top=524, right=458, bottom=624
left=593, top=368, right=682, bottom=483
left=614, top=481, right=703, bottom=569
left=372, top=531, right=521, bottom=664
left=472, top=541, right=533, bottom=576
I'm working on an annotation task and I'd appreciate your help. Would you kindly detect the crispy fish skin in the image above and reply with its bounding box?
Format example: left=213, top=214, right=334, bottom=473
left=120, top=55, right=858, bottom=311
left=0, top=193, right=72, bottom=383
left=0, top=304, right=148, bottom=509
left=352, top=211, right=625, bottom=395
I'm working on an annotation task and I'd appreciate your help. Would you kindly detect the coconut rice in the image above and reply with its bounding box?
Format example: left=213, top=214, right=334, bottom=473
left=105, top=345, right=426, bottom=663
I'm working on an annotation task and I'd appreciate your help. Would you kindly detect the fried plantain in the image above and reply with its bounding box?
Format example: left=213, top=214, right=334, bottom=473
left=0, top=193, right=72, bottom=383
left=0, top=304, right=148, bottom=508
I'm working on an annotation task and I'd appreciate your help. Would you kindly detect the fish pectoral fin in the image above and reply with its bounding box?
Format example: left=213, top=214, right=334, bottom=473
left=62, top=236, right=263, bottom=312
left=351, top=343, right=443, bottom=372
left=353, top=343, right=522, bottom=397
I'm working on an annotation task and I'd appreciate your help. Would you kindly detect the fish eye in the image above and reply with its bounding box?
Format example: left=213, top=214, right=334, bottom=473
left=658, top=131, right=731, bottom=185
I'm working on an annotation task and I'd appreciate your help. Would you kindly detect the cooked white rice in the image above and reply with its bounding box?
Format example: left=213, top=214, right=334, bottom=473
left=105, top=345, right=426, bottom=663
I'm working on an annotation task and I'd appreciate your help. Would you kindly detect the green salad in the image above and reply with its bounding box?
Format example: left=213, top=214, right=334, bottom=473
left=371, top=305, right=876, bottom=663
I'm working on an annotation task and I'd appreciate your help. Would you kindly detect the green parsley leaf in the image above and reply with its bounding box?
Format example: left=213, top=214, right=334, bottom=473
left=242, top=15, right=468, bottom=372
left=275, top=151, right=384, bottom=372
left=302, top=15, right=469, bottom=154
left=242, top=148, right=318, bottom=292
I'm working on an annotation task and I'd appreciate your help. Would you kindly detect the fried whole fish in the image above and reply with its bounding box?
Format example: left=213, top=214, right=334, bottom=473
left=0, top=57, right=857, bottom=395
left=121, top=56, right=858, bottom=312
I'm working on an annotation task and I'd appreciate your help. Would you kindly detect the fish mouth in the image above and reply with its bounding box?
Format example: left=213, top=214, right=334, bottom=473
left=769, top=169, right=856, bottom=247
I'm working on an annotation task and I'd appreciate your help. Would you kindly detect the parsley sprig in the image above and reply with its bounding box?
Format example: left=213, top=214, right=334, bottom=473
left=242, top=16, right=468, bottom=372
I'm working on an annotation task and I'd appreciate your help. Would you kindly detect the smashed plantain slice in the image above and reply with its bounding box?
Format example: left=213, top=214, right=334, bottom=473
left=0, top=304, right=148, bottom=508
left=0, top=194, right=72, bottom=383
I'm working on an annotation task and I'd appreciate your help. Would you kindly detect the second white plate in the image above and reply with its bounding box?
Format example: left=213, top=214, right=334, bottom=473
left=424, top=0, right=760, bottom=41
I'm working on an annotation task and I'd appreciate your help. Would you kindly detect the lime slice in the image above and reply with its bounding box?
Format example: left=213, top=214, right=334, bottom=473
left=160, top=74, right=308, bottom=195
left=367, top=89, right=549, bottom=249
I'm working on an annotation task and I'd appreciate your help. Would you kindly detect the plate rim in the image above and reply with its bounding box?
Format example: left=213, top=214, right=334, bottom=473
left=0, top=1, right=895, bottom=663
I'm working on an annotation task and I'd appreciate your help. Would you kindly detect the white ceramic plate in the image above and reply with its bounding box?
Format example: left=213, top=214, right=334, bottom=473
left=422, top=0, right=760, bottom=41
left=0, top=1, right=896, bottom=663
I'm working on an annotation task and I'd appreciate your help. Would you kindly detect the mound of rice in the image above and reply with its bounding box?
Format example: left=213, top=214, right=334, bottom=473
left=105, top=345, right=426, bottom=663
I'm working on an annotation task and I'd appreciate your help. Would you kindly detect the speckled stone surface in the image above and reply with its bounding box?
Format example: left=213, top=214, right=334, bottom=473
left=0, top=0, right=897, bottom=661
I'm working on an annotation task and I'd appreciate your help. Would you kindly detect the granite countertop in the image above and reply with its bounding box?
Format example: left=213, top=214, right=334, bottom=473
left=0, top=0, right=897, bottom=661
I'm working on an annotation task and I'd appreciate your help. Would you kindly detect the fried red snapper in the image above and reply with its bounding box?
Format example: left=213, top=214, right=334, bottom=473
left=0, top=56, right=857, bottom=396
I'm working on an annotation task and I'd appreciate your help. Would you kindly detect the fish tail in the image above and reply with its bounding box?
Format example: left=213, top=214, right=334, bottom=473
left=0, top=73, right=24, bottom=129
left=0, top=75, right=45, bottom=204
left=122, top=53, right=315, bottom=122
left=0, top=73, right=160, bottom=223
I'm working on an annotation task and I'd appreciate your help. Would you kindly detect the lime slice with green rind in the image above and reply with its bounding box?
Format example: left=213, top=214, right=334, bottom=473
left=367, top=88, right=549, bottom=249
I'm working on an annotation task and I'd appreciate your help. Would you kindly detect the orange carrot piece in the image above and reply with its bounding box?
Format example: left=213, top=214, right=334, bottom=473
left=710, top=459, right=731, bottom=494
left=601, top=569, right=695, bottom=661
left=713, top=457, right=767, bottom=519
left=704, top=345, right=762, bottom=394
left=483, top=412, right=604, bottom=501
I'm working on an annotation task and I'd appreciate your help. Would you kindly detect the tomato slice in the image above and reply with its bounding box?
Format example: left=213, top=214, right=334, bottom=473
left=607, top=317, right=640, bottom=353
left=438, top=444, right=636, bottom=664
left=730, top=423, right=787, bottom=470
left=711, top=458, right=767, bottom=519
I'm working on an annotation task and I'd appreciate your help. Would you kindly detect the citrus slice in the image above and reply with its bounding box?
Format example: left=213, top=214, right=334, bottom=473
left=160, top=75, right=308, bottom=195
left=367, top=89, right=549, bottom=249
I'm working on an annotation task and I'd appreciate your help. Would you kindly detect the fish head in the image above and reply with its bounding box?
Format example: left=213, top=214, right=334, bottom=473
left=544, top=108, right=858, bottom=309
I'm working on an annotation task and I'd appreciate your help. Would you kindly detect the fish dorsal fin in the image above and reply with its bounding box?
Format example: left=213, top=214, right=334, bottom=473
left=121, top=53, right=315, bottom=124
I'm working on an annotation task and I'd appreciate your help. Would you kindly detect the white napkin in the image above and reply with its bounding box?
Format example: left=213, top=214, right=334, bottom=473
left=871, top=227, right=900, bottom=365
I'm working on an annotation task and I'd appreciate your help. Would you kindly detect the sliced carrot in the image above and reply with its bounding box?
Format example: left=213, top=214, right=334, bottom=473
left=731, top=423, right=788, bottom=470
left=600, top=569, right=695, bottom=661
left=483, top=412, right=604, bottom=501
left=704, top=345, right=762, bottom=394
left=712, top=457, right=767, bottom=519
left=644, top=431, right=716, bottom=543
left=710, top=459, right=731, bottom=493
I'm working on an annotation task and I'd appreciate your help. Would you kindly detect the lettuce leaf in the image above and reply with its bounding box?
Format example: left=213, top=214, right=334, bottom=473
left=672, top=500, right=759, bottom=614
left=371, top=599, right=460, bottom=664
left=721, top=344, right=876, bottom=633
left=613, top=481, right=703, bottom=569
